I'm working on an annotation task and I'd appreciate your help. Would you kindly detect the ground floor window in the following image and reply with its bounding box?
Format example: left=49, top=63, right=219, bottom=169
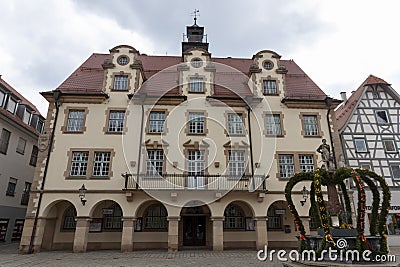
left=386, top=213, right=400, bottom=235
left=267, top=204, right=282, bottom=230
left=103, top=204, right=122, bottom=230
left=144, top=204, right=168, bottom=230
left=11, top=219, right=24, bottom=241
left=0, top=219, right=9, bottom=241
left=224, top=204, right=245, bottom=229
left=63, top=205, right=77, bottom=230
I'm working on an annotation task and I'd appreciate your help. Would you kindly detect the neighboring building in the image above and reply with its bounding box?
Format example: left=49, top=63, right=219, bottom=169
left=19, top=20, right=340, bottom=253
left=0, top=76, right=45, bottom=243
left=335, top=74, right=400, bottom=246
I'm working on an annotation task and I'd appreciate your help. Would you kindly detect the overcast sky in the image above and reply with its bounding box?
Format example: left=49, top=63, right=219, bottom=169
left=1, top=0, right=400, bottom=116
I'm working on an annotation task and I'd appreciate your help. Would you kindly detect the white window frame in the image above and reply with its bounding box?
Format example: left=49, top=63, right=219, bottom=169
left=188, top=112, right=205, bottom=134
left=0, top=90, right=5, bottom=107
left=66, top=110, right=85, bottom=132
left=227, top=113, right=244, bottom=135
left=69, top=151, right=89, bottom=176
left=375, top=110, right=389, bottom=124
left=263, top=80, right=277, bottom=95
left=22, top=109, right=31, bottom=125
left=299, top=154, right=314, bottom=172
left=265, top=114, right=282, bottom=135
left=354, top=138, right=368, bottom=153
left=279, top=154, right=294, bottom=178
left=92, top=152, right=111, bottom=177
left=189, top=78, right=204, bottom=93
left=390, top=164, right=400, bottom=180
left=228, top=150, right=246, bottom=177
left=108, top=111, right=125, bottom=132
left=149, top=112, right=165, bottom=133
left=113, top=75, right=129, bottom=90
left=145, top=149, right=164, bottom=176
left=302, top=115, right=319, bottom=136
left=6, top=98, right=17, bottom=114
left=383, top=139, right=397, bottom=153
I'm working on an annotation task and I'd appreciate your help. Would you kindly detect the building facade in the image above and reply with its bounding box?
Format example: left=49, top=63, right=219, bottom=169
left=0, top=76, right=44, bottom=243
left=335, top=75, right=400, bottom=246
left=19, top=21, right=340, bottom=253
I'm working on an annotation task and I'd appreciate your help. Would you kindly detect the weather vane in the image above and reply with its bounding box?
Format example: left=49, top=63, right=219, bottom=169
left=191, top=9, right=200, bottom=24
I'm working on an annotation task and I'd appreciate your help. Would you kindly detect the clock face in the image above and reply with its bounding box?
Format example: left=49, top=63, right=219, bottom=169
left=263, top=60, right=274, bottom=70
left=117, top=56, right=129, bottom=65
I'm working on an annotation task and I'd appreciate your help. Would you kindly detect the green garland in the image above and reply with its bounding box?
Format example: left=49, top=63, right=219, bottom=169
left=310, top=182, right=322, bottom=228
left=357, top=169, right=391, bottom=254
left=339, top=181, right=353, bottom=225
left=284, top=172, right=314, bottom=251
left=352, top=170, right=368, bottom=252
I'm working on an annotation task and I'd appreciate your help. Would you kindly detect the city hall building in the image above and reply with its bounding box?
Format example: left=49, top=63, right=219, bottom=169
left=19, top=20, right=341, bottom=253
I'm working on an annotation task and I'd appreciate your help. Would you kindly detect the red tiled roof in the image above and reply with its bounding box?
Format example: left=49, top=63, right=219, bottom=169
left=0, top=77, right=43, bottom=135
left=0, top=77, right=42, bottom=115
left=335, top=74, right=390, bottom=131
left=51, top=53, right=327, bottom=100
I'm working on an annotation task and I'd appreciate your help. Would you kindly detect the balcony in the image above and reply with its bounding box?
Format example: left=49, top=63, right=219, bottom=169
left=123, top=174, right=267, bottom=192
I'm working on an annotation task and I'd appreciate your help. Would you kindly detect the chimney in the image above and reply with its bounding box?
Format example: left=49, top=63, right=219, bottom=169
left=340, top=92, right=347, bottom=102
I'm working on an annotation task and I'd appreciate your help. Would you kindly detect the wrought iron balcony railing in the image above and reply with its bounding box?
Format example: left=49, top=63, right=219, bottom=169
left=123, top=173, right=267, bottom=192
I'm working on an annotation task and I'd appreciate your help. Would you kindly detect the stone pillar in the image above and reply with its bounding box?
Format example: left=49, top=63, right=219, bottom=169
left=254, top=217, right=268, bottom=250
left=211, top=216, right=224, bottom=251
left=19, top=217, right=46, bottom=254
left=121, top=217, right=136, bottom=252
left=73, top=217, right=90, bottom=253
left=167, top=216, right=180, bottom=252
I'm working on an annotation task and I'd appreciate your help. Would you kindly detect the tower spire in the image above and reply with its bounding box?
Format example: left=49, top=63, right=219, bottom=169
left=191, top=9, right=199, bottom=25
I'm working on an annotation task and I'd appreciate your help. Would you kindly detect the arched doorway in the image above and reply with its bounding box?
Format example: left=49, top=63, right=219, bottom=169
left=41, top=200, right=77, bottom=251
left=180, top=202, right=211, bottom=248
left=267, top=200, right=296, bottom=248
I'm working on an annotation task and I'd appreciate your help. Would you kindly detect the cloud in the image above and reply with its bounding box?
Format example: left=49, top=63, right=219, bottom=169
left=0, top=0, right=155, bottom=115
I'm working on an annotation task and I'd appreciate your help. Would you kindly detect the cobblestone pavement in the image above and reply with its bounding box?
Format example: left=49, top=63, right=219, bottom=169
left=0, top=243, right=398, bottom=267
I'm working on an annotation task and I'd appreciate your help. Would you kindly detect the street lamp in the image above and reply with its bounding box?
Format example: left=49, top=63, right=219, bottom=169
left=79, top=184, right=87, bottom=206
left=300, top=186, right=309, bottom=206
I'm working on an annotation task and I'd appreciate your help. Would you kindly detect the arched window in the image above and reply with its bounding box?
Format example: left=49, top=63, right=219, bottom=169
left=63, top=205, right=76, bottom=230
left=267, top=204, right=282, bottom=230
left=224, top=204, right=245, bottom=229
left=144, top=204, right=167, bottom=230
left=103, top=204, right=122, bottom=230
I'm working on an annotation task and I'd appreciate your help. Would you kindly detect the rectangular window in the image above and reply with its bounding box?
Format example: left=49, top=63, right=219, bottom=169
left=279, top=154, right=294, bottom=178
left=263, top=80, right=277, bottom=95
left=265, top=114, right=282, bottom=136
left=29, top=145, right=39, bottom=166
left=22, top=110, right=31, bottom=124
left=375, top=110, right=389, bottom=124
left=6, top=98, right=17, bottom=114
left=113, top=75, right=129, bottom=90
left=146, top=149, right=164, bottom=176
left=189, top=78, right=204, bottom=93
left=0, top=219, right=9, bottom=242
left=355, top=138, right=368, bottom=152
left=6, top=178, right=17, bottom=196
left=0, top=90, right=5, bottom=107
left=227, top=113, right=244, bottom=135
left=386, top=214, right=400, bottom=235
left=66, top=110, right=85, bottom=132
left=149, top=112, right=165, bottom=133
left=16, top=137, right=26, bottom=154
left=187, top=150, right=205, bottom=189
left=11, top=219, right=24, bottom=241
left=188, top=112, right=205, bottom=134
left=228, top=150, right=246, bottom=177
left=69, top=151, right=89, bottom=176
left=20, top=182, right=31, bottom=205
left=36, top=120, right=44, bottom=133
left=92, top=152, right=111, bottom=177
left=0, top=128, right=11, bottom=154
left=302, top=115, right=319, bottom=136
left=390, top=165, right=400, bottom=180
left=299, top=154, right=314, bottom=172
left=107, top=111, right=125, bottom=132
left=383, top=140, right=397, bottom=153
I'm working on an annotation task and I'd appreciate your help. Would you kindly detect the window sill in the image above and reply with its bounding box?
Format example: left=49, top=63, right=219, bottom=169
left=355, top=151, right=370, bottom=154
left=6, top=193, right=15, bottom=197
left=263, top=93, right=279, bottom=96
left=66, top=176, right=88, bottom=179
left=188, top=91, right=205, bottom=94
left=105, top=131, right=124, bottom=135
left=187, top=133, right=207, bottom=136
left=90, top=176, right=110, bottom=180
left=146, top=131, right=164, bottom=135
left=264, top=134, right=285, bottom=138
left=302, top=135, right=322, bottom=138
left=226, top=133, right=246, bottom=137
left=16, top=151, right=25, bottom=155
left=111, top=89, right=129, bottom=92
left=62, top=131, right=85, bottom=134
